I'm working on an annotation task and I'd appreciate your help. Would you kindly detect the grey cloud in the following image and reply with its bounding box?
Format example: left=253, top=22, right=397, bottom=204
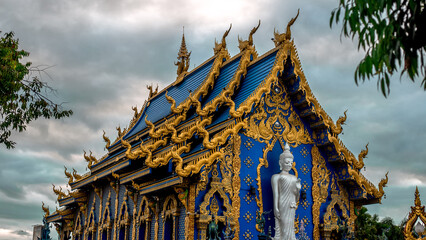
left=12, top=230, right=30, bottom=236
left=0, top=0, right=425, bottom=235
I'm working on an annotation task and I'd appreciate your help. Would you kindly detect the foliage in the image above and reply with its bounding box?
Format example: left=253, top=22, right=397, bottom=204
left=0, top=31, right=72, bottom=148
left=330, top=0, right=426, bottom=96
left=355, top=207, right=404, bottom=240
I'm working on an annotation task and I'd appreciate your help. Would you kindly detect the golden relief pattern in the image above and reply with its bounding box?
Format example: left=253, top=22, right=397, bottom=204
left=323, top=178, right=350, bottom=235
left=243, top=71, right=312, bottom=146
left=311, top=145, right=330, bottom=240
left=404, top=187, right=426, bottom=240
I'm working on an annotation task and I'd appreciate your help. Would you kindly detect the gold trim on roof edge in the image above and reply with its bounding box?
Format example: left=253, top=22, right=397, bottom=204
left=289, top=40, right=387, bottom=200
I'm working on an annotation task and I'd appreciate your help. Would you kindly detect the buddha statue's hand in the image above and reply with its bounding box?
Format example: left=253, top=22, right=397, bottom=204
left=274, top=208, right=280, bottom=219
left=296, top=178, right=301, bottom=190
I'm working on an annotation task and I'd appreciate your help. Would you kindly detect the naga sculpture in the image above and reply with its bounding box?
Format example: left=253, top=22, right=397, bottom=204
left=64, top=166, right=73, bottom=185
left=238, top=20, right=261, bottom=52
left=52, top=184, right=67, bottom=200
left=147, top=84, right=159, bottom=98
left=72, top=168, right=82, bottom=180
left=271, top=143, right=301, bottom=240
left=214, top=24, right=232, bottom=55
left=41, top=201, right=50, bottom=217
left=273, top=9, right=299, bottom=47
left=83, top=150, right=97, bottom=169
left=102, top=130, right=111, bottom=149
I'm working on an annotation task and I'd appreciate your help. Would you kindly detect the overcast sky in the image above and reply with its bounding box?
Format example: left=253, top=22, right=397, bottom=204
left=1, top=0, right=425, bottom=239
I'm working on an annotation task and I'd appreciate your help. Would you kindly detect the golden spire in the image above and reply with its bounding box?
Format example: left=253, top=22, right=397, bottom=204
left=415, top=186, right=422, bottom=206
left=177, top=28, right=189, bottom=59
left=174, top=27, right=191, bottom=84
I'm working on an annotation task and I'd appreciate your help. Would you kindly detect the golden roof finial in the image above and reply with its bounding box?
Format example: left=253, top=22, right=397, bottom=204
left=177, top=27, right=190, bottom=59
left=174, top=27, right=192, bottom=84
left=415, top=186, right=422, bottom=206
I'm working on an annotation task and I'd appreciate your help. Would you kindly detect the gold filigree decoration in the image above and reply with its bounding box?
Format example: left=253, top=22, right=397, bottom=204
left=244, top=78, right=312, bottom=146
left=161, top=195, right=179, bottom=240
left=404, top=187, right=426, bottom=240
left=311, top=146, right=330, bottom=240
left=230, top=133, right=242, bottom=240
left=323, top=178, right=350, bottom=234
left=210, top=197, right=219, bottom=216
left=99, top=190, right=112, bottom=236
left=196, top=166, right=211, bottom=197
left=199, top=166, right=232, bottom=216
left=255, top=137, right=275, bottom=232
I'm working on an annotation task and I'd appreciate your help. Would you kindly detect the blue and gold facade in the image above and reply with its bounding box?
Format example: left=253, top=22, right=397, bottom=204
left=44, top=16, right=388, bottom=240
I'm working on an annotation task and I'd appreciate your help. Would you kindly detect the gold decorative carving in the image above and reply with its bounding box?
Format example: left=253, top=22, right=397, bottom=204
left=214, top=24, right=232, bottom=55
left=231, top=134, right=241, bottom=240
left=64, top=166, right=73, bottom=185
left=255, top=137, right=275, bottom=232
left=244, top=79, right=312, bottom=146
left=52, top=184, right=67, bottom=201
left=41, top=202, right=50, bottom=218
left=147, top=84, right=159, bottom=98
left=99, top=191, right=112, bottom=240
left=83, top=150, right=98, bottom=169
left=136, top=196, right=152, bottom=240
left=323, top=178, right=350, bottom=235
left=72, top=168, right=82, bottom=181
left=238, top=20, right=260, bottom=52
left=404, top=187, right=426, bottom=240
left=196, top=166, right=211, bottom=197
left=273, top=9, right=299, bottom=47
left=174, top=32, right=191, bottom=85
left=103, top=130, right=111, bottom=149
left=348, top=167, right=388, bottom=201
left=289, top=33, right=387, bottom=200
left=311, top=145, right=330, bottom=240
left=161, top=195, right=179, bottom=240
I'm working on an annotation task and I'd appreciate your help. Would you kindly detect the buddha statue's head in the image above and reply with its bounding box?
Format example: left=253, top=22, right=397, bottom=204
left=279, top=143, right=294, bottom=172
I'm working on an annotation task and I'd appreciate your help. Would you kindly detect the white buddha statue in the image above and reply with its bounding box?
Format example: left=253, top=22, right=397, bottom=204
left=271, top=143, right=301, bottom=240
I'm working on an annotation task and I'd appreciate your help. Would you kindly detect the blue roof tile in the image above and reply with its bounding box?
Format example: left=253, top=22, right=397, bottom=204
left=233, top=49, right=278, bottom=109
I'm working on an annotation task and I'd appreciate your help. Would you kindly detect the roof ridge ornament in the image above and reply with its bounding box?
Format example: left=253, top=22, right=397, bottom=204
left=273, top=9, right=300, bottom=47
left=174, top=28, right=192, bottom=85
left=214, top=24, right=232, bottom=55
left=415, top=186, right=422, bottom=206
left=238, top=20, right=261, bottom=52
